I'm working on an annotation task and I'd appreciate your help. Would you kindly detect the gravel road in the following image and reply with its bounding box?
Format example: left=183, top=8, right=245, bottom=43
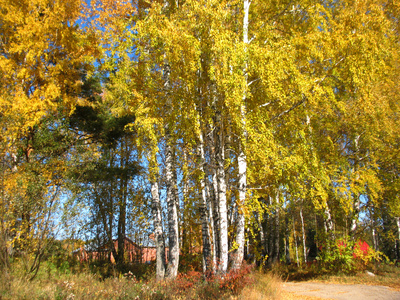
left=282, top=282, right=400, bottom=300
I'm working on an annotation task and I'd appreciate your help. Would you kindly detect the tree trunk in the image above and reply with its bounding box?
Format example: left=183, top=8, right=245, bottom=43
left=117, top=142, right=129, bottom=264
left=162, top=53, right=179, bottom=279
left=198, top=130, right=212, bottom=273
left=272, top=194, right=280, bottom=264
left=151, top=180, right=166, bottom=280
left=350, top=196, right=360, bottom=238
left=285, top=210, right=291, bottom=265
left=293, top=212, right=299, bottom=265
left=117, top=177, right=127, bottom=264
left=165, top=140, right=179, bottom=279
left=350, top=136, right=361, bottom=239
left=396, top=217, right=400, bottom=259
left=181, top=150, right=189, bottom=256
left=324, top=203, right=334, bottom=244
left=268, top=196, right=274, bottom=264
left=233, top=0, right=250, bottom=269
left=300, top=208, right=307, bottom=264
left=207, top=166, right=219, bottom=271
left=258, top=210, right=267, bottom=260
left=215, top=112, right=228, bottom=273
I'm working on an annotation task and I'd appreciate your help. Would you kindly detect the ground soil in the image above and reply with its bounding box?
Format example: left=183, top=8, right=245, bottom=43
left=282, top=282, right=400, bottom=300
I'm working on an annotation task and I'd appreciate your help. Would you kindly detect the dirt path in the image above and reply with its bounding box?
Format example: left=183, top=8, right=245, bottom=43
left=282, top=282, right=400, bottom=300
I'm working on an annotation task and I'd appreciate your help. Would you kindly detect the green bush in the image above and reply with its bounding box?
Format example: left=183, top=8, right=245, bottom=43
left=317, top=237, right=382, bottom=274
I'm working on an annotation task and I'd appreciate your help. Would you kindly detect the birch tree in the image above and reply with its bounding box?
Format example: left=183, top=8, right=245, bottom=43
left=87, top=0, right=400, bottom=275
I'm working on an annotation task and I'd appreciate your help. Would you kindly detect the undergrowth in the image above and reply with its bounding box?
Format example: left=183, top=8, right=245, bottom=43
left=0, top=261, right=283, bottom=300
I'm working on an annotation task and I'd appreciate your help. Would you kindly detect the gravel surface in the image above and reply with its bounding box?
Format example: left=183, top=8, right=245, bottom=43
left=282, top=282, right=400, bottom=300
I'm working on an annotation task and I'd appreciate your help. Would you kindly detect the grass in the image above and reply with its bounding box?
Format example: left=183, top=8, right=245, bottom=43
left=0, top=262, right=284, bottom=300
left=2, top=257, right=399, bottom=299
left=234, top=271, right=283, bottom=300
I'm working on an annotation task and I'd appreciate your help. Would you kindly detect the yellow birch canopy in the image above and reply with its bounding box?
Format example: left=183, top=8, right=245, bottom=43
left=0, top=0, right=97, bottom=146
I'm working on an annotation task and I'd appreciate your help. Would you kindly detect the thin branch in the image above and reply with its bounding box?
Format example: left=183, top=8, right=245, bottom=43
left=271, top=96, right=307, bottom=121
left=247, top=78, right=260, bottom=86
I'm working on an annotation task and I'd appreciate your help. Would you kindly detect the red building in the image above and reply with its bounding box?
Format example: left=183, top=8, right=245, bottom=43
left=73, top=237, right=158, bottom=264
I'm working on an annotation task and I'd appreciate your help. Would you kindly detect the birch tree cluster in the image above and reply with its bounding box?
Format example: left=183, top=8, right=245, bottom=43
left=1, top=0, right=400, bottom=279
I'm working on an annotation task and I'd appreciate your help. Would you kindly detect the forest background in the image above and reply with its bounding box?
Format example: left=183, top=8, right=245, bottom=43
left=1, top=0, right=400, bottom=291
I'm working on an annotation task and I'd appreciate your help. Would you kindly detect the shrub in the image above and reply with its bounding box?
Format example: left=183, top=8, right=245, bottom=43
left=317, top=237, right=382, bottom=274
left=317, top=237, right=356, bottom=273
left=352, top=240, right=382, bottom=271
left=217, top=262, right=254, bottom=295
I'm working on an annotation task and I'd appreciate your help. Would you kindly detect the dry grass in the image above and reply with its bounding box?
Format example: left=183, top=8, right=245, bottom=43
left=235, top=272, right=326, bottom=300
left=235, top=272, right=283, bottom=300
left=2, top=262, right=398, bottom=299
left=0, top=265, right=285, bottom=300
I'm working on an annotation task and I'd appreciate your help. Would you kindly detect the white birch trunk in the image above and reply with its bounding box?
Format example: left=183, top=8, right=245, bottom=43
left=215, top=114, right=228, bottom=273
left=162, top=58, right=179, bottom=279
left=165, top=141, right=179, bottom=278
left=351, top=136, right=361, bottom=239
left=324, top=204, right=334, bottom=243
left=258, top=212, right=266, bottom=258
left=273, top=195, right=280, bottom=264
left=300, top=208, right=307, bottom=264
left=181, top=150, right=189, bottom=254
left=268, top=196, right=274, bottom=262
left=198, top=130, right=212, bottom=272
left=207, top=170, right=218, bottom=271
left=293, top=214, right=299, bottom=265
left=217, top=151, right=228, bottom=273
left=151, top=180, right=166, bottom=280
left=285, top=211, right=291, bottom=264
left=233, top=0, right=250, bottom=270
left=372, top=227, right=377, bottom=251
left=396, top=217, right=400, bottom=256
left=235, top=146, right=246, bottom=269
left=350, top=196, right=360, bottom=238
left=208, top=122, right=221, bottom=272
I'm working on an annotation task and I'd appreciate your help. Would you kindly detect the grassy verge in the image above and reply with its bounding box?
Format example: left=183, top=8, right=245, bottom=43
left=3, top=259, right=398, bottom=299
left=0, top=264, right=284, bottom=300
left=235, top=271, right=284, bottom=300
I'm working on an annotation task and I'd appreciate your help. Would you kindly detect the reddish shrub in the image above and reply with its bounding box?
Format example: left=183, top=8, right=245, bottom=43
left=174, top=271, right=202, bottom=291
left=217, top=263, right=255, bottom=295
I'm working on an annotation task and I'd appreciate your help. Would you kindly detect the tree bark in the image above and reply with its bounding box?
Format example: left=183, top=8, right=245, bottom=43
left=116, top=176, right=127, bottom=264
left=165, top=140, right=179, bottom=279
left=268, top=196, right=274, bottom=264
left=233, top=0, right=250, bottom=270
left=324, top=203, right=334, bottom=243
left=151, top=180, right=166, bottom=280
left=350, top=196, right=360, bottom=238
left=272, top=194, right=280, bottom=264
left=350, top=136, right=361, bottom=239
left=300, top=207, right=307, bottom=264
left=162, top=56, right=179, bottom=279
left=285, top=209, right=291, bottom=265
left=198, top=130, right=212, bottom=273
left=396, top=217, right=400, bottom=259
left=293, top=212, right=299, bottom=265
left=215, top=111, right=228, bottom=273
left=207, top=164, right=219, bottom=271
left=117, top=141, right=129, bottom=264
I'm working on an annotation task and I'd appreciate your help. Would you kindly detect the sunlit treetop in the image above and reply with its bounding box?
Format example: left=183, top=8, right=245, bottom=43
left=0, top=0, right=98, bottom=145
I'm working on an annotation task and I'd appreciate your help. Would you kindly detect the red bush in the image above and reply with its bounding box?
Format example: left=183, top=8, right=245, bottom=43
left=217, top=263, right=254, bottom=294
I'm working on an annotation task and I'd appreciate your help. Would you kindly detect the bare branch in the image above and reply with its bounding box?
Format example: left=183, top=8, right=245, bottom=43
left=271, top=96, right=307, bottom=121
